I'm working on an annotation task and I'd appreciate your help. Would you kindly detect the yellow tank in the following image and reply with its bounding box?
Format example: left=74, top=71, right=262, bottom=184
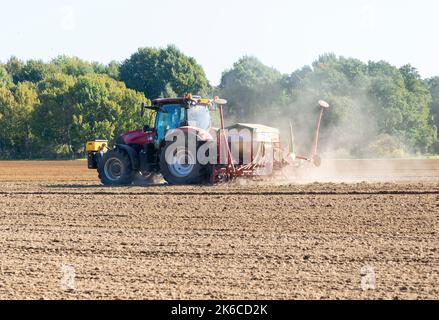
left=85, top=140, right=108, bottom=152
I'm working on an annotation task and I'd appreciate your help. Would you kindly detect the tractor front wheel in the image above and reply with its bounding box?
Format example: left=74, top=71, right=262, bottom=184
left=98, top=149, right=134, bottom=185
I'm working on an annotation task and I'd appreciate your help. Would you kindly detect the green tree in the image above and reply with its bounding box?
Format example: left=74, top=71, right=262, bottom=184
left=51, top=55, right=95, bottom=77
left=367, top=63, right=435, bottom=152
left=0, top=86, right=16, bottom=157
left=4, top=56, right=24, bottom=84
left=70, top=74, right=148, bottom=152
left=426, top=77, right=439, bottom=151
left=120, top=47, right=161, bottom=98
left=399, top=65, right=435, bottom=151
left=427, top=77, right=439, bottom=122
left=0, top=66, right=12, bottom=87
left=0, top=82, right=39, bottom=158
left=105, top=61, right=120, bottom=80
left=120, top=45, right=208, bottom=98
left=10, top=82, right=40, bottom=157
left=220, top=56, right=283, bottom=119
left=159, top=45, right=209, bottom=96
left=13, top=60, right=59, bottom=83
left=32, top=73, right=77, bottom=157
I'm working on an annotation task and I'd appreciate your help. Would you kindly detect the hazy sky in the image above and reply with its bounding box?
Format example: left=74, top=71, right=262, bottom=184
left=1, top=0, right=438, bottom=84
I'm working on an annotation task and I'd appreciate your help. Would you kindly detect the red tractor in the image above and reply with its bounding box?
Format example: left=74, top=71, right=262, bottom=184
left=86, top=94, right=329, bottom=185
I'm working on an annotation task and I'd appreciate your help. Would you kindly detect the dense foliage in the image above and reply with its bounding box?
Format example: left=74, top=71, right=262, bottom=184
left=0, top=48, right=438, bottom=159
left=0, top=61, right=147, bottom=158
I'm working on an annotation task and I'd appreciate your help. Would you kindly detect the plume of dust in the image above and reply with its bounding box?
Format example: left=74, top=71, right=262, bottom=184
left=223, top=92, right=430, bottom=185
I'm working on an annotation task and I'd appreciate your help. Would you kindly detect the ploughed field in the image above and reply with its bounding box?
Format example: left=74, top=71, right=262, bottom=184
left=0, top=160, right=438, bottom=299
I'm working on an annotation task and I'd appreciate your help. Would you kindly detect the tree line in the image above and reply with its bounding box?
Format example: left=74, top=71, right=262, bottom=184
left=0, top=45, right=438, bottom=159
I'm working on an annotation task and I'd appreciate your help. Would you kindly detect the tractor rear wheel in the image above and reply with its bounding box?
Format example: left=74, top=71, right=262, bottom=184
left=98, top=149, right=134, bottom=185
left=159, top=141, right=209, bottom=185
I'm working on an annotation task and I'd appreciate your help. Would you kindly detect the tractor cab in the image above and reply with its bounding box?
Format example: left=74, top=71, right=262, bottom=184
left=144, top=94, right=222, bottom=148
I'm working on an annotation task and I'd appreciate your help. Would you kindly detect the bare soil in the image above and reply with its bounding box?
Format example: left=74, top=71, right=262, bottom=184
left=0, top=160, right=438, bottom=299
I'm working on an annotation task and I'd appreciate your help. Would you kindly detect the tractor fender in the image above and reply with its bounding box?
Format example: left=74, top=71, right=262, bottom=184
left=115, top=144, right=140, bottom=170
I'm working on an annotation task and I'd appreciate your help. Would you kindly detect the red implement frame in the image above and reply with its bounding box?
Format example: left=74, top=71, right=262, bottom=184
left=214, top=101, right=329, bottom=182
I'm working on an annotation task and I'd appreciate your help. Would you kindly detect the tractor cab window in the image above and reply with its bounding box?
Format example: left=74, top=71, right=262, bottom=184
left=187, top=105, right=211, bottom=130
left=155, top=104, right=185, bottom=143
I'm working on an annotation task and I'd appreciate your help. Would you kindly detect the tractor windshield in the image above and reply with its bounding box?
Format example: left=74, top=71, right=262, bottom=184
left=187, top=104, right=221, bottom=130
left=187, top=105, right=211, bottom=130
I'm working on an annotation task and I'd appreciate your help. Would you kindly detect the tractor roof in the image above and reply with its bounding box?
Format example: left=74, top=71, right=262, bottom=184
left=152, top=97, right=211, bottom=106
left=152, top=97, right=186, bottom=105
left=152, top=93, right=211, bottom=106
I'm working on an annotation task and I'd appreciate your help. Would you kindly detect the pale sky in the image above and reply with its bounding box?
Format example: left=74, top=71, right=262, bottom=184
left=1, top=0, right=439, bottom=84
